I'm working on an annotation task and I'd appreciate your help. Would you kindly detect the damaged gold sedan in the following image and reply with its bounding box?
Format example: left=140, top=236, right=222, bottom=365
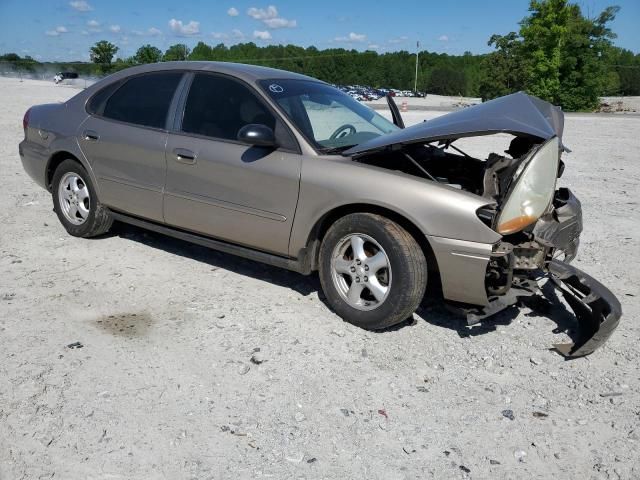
left=19, top=63, right=621, bottom=357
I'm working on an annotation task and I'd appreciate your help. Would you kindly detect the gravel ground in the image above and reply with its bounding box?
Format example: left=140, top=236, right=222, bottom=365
left=1, top=78, right=639, bottom=480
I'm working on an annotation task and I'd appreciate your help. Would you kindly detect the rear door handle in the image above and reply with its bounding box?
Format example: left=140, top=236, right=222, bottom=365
left=83, top=130, right=99, bottom=141
left=173, top=148, right=197, bottom=165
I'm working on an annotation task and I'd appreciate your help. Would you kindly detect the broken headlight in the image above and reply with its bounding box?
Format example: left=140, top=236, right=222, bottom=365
left=497, top=137, right=560, bottom=235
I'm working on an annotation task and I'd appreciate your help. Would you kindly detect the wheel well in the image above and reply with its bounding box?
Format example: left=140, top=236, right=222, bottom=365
left=306, top=204, right=441, bottom=290
left=46, top=151, right=81, bottom=191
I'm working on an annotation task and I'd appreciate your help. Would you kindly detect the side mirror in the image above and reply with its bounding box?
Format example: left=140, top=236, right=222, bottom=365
left=237, top=124, right=277, bottom=147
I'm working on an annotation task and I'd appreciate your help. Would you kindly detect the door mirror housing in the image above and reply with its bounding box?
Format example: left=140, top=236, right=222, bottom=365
left=237, top=124, right=277, bottom=147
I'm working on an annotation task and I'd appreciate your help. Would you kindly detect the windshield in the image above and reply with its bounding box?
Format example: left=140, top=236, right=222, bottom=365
left=259, top=79, right=398, bottom=153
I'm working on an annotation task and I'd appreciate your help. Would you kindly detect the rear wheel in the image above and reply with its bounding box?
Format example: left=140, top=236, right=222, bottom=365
left=52, top=159, right=113, bottom=237
left=319, top=213, right=427, bottom=330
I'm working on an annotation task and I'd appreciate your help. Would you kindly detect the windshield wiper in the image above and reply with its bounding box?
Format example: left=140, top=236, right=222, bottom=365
left=319, top=145, right=356, bottom=155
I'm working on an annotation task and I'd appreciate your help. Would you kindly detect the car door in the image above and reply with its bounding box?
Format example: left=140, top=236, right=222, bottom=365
left=79, top=71, right=185, bottom=222
left=164, top=72, right=302, bottom=256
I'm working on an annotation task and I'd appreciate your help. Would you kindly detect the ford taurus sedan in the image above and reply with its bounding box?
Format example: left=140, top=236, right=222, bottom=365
left=19, top=62, right=621, bottom=357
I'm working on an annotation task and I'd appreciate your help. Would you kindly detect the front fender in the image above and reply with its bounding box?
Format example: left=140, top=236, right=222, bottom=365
left=289, top=156, right=501, bottom=256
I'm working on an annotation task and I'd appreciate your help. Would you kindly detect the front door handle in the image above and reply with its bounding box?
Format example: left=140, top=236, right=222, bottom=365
left=173, top=148, right=197, bottom=165
left=83, top=130, right=99, bottom=141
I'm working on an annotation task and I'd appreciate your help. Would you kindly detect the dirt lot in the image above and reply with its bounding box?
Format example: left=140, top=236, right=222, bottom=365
left=1, top=77, right=639, bottom=479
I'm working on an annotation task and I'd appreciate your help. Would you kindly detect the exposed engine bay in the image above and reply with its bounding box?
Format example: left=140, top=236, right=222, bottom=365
left=353, top=135, right=620, bottom=358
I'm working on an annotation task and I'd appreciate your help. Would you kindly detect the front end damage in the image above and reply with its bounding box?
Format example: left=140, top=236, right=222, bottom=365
left=344, top=92, right=622, bottom=357
left=477, top=188, right=622, bottom=357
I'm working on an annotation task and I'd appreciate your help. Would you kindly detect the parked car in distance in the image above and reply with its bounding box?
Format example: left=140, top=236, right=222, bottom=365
left=53, top=71, right=79, bottom=84
left=19, top=62, right=621, bottom=357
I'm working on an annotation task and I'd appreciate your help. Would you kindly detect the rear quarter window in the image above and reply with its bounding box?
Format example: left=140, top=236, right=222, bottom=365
left=86, top=80, right=122, bottom=115
left=101, top=72, right=183, bottom=129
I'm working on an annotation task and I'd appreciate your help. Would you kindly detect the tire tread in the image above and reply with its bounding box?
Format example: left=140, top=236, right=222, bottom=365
left=319, top=213, right=428, bottom=330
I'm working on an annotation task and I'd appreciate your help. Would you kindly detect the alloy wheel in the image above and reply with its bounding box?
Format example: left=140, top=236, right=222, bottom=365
left=330, top=233, right=392, bottom=310
left=58, top=172, right=90, bottom=225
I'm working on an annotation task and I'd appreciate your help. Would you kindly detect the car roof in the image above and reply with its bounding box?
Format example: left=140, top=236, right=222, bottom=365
left=104, top=61, right=318, bottom=83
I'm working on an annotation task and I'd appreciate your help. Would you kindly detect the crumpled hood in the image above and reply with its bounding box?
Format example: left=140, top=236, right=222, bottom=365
left=344, top=91, right=565, bottom=156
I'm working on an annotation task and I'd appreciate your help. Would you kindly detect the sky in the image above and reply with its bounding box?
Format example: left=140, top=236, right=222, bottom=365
left=0, top=0, right=638, bottom=61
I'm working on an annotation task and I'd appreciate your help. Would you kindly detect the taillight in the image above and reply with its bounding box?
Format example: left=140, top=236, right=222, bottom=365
left=23, top=108, right=31, bottom=131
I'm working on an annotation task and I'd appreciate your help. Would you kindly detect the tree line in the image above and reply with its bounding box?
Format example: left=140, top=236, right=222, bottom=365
left=2, top=0, right=638, bottom=110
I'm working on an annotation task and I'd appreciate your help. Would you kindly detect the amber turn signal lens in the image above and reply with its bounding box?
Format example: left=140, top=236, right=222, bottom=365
left=497, top=215, right=537, bottom=235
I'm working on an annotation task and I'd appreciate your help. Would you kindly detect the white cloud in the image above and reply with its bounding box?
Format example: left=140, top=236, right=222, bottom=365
left=438, top=35, right=449, bottom=41
left=169, top=18, right=200, bottom=36
left=367, top=44, right=380, bottom=50
left=109, top=25, right=121, bottom=33
left=247, top=5, right=296, bottom=29
left=247, top=5, right=278, bottom=20
left=69, top=0, right=92, bottom=12
left=227, top=7, right=239, bottom=16
left=86, top=19, right=101, bottom=33
left=81, top=30, right=89, bottom=35
left=253, top=30, right=272, bottom=40
left=263, top=17, right=296, bottom=28
left=46, top=25, right=68, bottom=36
left=335, top=32, right=366, bottom=42
left=211, top=32, right=230, bottom=39
left=231, top=29, right=245, bottom=39
left=131, top=26, right=162, bottom=37
left=388, top=35, right=409, bottom=44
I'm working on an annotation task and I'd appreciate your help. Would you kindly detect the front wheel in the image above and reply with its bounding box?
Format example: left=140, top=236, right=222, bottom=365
left=319, top=213, right=427, bottom=330
left=51, top=159, right=113, bottom=237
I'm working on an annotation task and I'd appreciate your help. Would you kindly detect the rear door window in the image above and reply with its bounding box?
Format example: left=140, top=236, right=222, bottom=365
left=102, top=72, right=183, bottom=129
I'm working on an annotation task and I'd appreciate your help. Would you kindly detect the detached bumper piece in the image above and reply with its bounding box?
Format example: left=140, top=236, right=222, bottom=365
left=546, top=260, right=622, bottom=358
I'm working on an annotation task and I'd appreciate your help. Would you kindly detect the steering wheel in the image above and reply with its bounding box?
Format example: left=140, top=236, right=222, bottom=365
left=330, top=124, right=356, bottom=140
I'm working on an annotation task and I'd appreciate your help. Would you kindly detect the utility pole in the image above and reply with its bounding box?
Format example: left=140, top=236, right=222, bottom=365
left=414, top=41, right=420, bottom=93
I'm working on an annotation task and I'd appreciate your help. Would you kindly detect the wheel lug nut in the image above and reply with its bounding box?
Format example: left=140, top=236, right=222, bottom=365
left=364, top=276, right=368, bottom=282
left=350, top=266, right=356, bottom=272
left=356, top=259, right=361, bottom=265
left=355, top=277, right=360, bottom=283
left=364, top=265, right=369, bottom=271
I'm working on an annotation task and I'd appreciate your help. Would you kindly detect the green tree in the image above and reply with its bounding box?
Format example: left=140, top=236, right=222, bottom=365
left=555, top=4, right=620, bottom=109
left=427, top=67, right=467, bottom=96
left=134, top=44, right=162, bottom=64
left=90, top=40, right=119, bottom=74
left=519, top=0, right=569, bottom=103
left=188, top=41, right=213, bottom=60
left=482, top=0, right=621, bottom=110
left=614, top=49, right=640, bottom=95
left=478, top=33, right=525, bottom=100
left=0, top=52, right=20, bottom=62
left=163, top=44, right=191, bottom=61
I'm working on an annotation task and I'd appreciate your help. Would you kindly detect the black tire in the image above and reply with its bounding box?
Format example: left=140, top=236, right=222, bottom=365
left=319, top=213, right=427, bottom=330
left=51, top=159, right=113, bottom=238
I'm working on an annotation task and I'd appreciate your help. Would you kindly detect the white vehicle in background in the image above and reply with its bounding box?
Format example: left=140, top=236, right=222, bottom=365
left=53, top=72, right=78, bottom=84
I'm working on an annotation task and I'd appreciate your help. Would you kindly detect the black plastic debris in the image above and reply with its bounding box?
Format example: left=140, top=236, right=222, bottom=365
left=501, top=409, right=515, bottom=420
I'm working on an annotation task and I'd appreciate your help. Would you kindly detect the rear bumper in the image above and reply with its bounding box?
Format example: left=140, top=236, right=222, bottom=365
left=19, top=139, right=49, bottom=190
